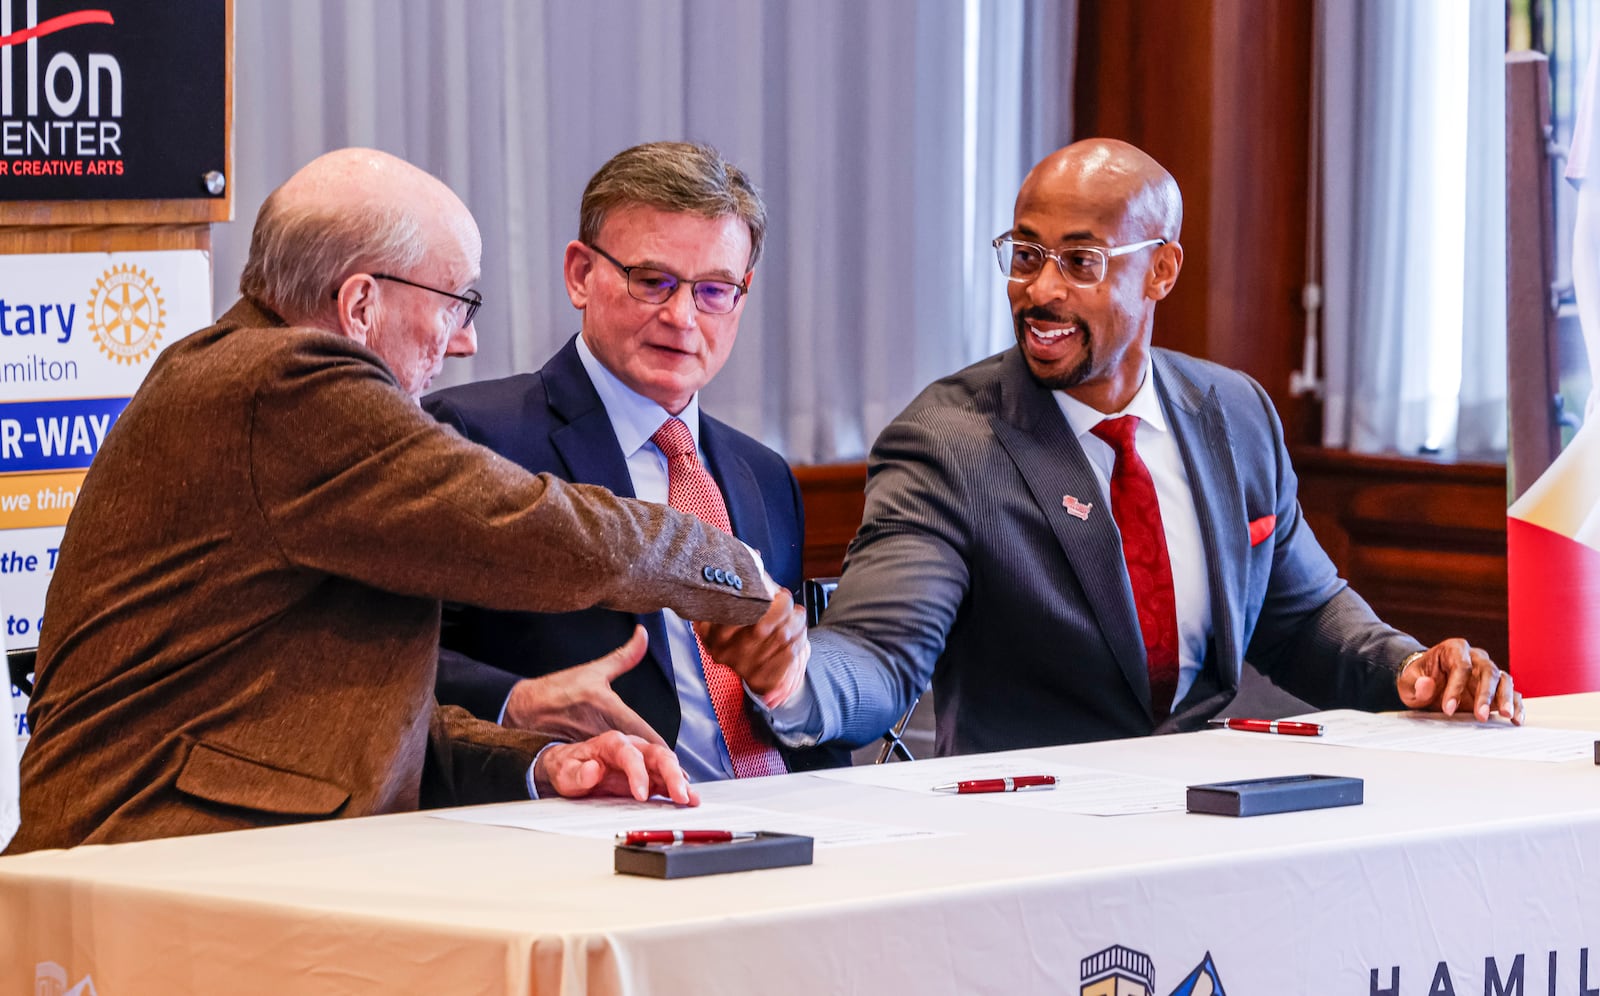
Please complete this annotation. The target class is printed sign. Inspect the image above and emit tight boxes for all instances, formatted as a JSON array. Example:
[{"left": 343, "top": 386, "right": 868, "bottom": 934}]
[
  {"left": 0, "top": 0, "right": 227, "bottom": 200},
  {"left": 0, "top": 250, "right": 209, "bottom": 760}
]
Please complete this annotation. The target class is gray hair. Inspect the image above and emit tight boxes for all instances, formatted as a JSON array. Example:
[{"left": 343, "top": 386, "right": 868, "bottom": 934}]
[
  {"left": 239, "top": 188, "right": 427, "bottom": 322},
  {"left": 579, "top": 141, "right": 767, "bottom": 269}
]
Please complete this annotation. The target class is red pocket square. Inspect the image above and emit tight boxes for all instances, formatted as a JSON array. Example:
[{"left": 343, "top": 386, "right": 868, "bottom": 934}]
[{"left": 1248, "top": 514, "right": 1276, "bottom": 547}]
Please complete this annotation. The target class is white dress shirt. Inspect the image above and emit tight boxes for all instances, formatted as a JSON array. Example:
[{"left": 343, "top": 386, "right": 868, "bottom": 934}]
[
  {"left": 574, "top": 336, "right": 738, "bottom": 780},
  {"left": 1052, "top": 365, "right": 1213, "bottom": 711}
]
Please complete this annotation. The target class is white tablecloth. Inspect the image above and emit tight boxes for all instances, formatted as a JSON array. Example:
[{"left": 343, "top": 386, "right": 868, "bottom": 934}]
[{"left": 3, "top": 694, "right": 1599, "bottom": 995}]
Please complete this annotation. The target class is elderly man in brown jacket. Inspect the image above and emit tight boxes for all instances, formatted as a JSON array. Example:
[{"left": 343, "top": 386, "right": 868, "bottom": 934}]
[{"left": 6, "top": 148, "right": 805, "bottom": 853}]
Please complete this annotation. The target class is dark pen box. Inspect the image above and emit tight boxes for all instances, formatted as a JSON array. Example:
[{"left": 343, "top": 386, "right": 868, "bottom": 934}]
[
  {"left": 614, "top": 831, "right": 814, "bottom": 879},
  {"left": 1186, "top": 774, "right": 1363, "bottom": 817}
]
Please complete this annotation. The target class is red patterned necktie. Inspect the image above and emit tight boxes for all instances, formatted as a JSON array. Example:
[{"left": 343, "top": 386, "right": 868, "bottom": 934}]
[
  {"left": 1090, "top": 415, "right": 1180, "bottom": 719},
  {"left": 651, "top": 416, "right": 787, "bottom": 778}
]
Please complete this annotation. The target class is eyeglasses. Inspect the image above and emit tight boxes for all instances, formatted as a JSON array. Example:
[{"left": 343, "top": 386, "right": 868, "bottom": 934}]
[
  {"left": 371, "top": 273, "right": 482, "bottom": 329},
  {"left": 586, "top": 243, "right": 749, "bottom": 315},
  {"left": 992, "top": 236, "right": 1166, "bottom": 288},
  {"left": 331, "top": 273, "right": 483, "bottom": 329}
]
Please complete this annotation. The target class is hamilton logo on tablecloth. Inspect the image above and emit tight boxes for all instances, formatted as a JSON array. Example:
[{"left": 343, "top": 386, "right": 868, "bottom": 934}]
[
  {"left": 34, "top": 961, "right": 99, "bottom": 996},
  {"left": 1080, "top": 943, "right": 1226, "bottom": 996}
]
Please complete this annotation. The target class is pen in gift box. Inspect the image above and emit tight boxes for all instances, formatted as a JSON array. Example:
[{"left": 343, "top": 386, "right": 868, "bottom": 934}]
[{"left": 617, "top": 830, "right": 758, "bottom": 846}]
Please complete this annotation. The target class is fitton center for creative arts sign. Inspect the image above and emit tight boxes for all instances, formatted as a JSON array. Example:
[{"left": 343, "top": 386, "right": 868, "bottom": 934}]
[{"left": 0, "top": 0, "right": 226, "bottom": 200}]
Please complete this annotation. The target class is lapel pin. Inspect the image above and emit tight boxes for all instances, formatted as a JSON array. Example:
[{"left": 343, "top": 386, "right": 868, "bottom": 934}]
[{"left": 1062, "top": 495, "right": 1093, "bottom": 521}]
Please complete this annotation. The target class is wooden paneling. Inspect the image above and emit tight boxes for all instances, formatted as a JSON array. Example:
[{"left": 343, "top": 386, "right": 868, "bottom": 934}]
[
  {"left": 1073, "top": 0, "right": 1215, "bottom": 367},
  {"left": 0, "top": 199, "right": 229, "bottom": 227},
  {"left": 1074, "top": 0, "right": 1316, "bottom": 443},
  {"left": 0, "top": 224, "right": 211, "bottom": 254},
  {"left": 1293, "top": 448, "right": 1509, "bottom": 666},
  {"left": 1506, "top": 52, "right": 1562, "bottom": 497},
  {"left": 794, "top": 462, "right": 866, "bottom": 581}
]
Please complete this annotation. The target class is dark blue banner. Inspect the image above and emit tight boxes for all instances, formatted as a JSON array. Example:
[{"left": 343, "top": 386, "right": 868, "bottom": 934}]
[{"left": 0, "top": 395, "right": 127, "bottom": 471}]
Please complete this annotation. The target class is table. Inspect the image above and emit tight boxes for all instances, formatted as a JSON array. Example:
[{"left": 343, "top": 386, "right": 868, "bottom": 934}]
[{"left": 3, "top": 694, "right": 1599, "bottom": 995}]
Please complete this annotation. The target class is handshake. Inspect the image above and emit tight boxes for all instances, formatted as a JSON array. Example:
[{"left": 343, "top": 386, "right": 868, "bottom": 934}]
[{"left": 518, "top": 574, "right": 811, "bottom": 804}]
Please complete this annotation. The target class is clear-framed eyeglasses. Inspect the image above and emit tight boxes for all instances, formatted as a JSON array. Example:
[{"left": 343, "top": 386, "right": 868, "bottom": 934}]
[
  {"left": 587, "top": 243, "right": 750, "bottom": 315},
  {"left": 991, "top": 235, "right": 1166, "bottom": 288}
]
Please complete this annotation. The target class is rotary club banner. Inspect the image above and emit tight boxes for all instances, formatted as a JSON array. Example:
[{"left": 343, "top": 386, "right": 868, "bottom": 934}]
[{"left": 0, "top": 249, "right": 211, "bottom": 767}]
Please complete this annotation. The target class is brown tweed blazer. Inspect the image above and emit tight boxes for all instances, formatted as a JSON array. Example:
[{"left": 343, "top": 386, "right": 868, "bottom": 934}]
[{"left": 7, "top": 298, "right": 767, "bottom": 853}]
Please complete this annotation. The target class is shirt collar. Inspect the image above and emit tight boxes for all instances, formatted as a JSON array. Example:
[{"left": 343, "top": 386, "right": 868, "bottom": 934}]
[
  {"left": 1052, "top": 361, "right": 1168, "bottom": 441},
  {"left": 575, "top": 333, "right": 701, "bottom": 457}
]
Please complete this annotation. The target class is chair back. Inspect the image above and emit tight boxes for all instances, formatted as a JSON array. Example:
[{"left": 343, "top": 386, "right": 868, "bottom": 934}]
[
  {"left": 8, "top": 647, "right": 35, "bottom": 696},
  {"left": 802, "top": 577, "right": 839, "bottom": 628}
]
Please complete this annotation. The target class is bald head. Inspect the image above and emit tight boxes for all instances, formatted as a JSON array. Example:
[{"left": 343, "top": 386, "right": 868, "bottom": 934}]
[
  {"left": 275, "top": 147, "right": 468, "bottom": 225},
  {"left": 1017, "top": 138, "right": 1182, "bottom": 244},
  {"left": 239, "top": 148, "right": 479, "bottom": 327},
  {"left": 1004, "top": 138, "right": 1185, "bottom": 412}
]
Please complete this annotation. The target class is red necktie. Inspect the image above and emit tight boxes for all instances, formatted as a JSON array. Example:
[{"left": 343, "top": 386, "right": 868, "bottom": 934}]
[
  {"left": 651, "top": 417, "right": 787, "bottom": 778},
  {"left": 1090, "top": 415, "right": 1180, "bottom": 718}
]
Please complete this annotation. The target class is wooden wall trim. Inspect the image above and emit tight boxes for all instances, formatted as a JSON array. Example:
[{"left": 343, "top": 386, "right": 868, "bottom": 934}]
[
  {"left": 1292, "top": 448, "right": 1508, "bottom": 666},
  {"left": 1505, "top": 52, "right": 1562, "bottom": 497},
  {"left": 0, "top": 224, "right": 212, "bottom": 254}
]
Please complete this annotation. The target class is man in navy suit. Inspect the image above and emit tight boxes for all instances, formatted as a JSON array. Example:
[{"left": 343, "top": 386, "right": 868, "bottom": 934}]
[
  {"left": 702, "top": 138, "right": 1522, "bottom": 756},
  {"left": 426, "top": 142, "right": 844, "bottom": 777}
]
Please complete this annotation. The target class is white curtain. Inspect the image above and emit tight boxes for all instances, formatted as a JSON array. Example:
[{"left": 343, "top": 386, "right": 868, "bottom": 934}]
[
  {"left": 1318, "top": 0, "right": 1507, "bottom": 457},
  {"left": 219, "top": 0, "right": 1071, "bottom": 463}
]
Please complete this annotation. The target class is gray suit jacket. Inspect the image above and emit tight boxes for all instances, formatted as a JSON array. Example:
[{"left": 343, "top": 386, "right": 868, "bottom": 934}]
[
  {"left": 807, "top": 346, "right": 1417, "bottom": 755},
  {"left": 8, "top": 299, "right": 767, "bottom": 853}
]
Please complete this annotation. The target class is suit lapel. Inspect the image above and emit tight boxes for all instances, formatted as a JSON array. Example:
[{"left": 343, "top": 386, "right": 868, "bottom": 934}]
[
  {"left": 544, "top": 339, "right": 637, "bottom": 499},
  {"left": 542, "top": 337, "right": 674, "bottom": 697},
  {"left": 700, "top": 416, "right": 774, "bottom": 559},
  {"left": 1154, "top": 351, "right": 1247, "bottom": 691},
  {"left": 987, "top": 350, "right": 1153, "bottom": 711}
]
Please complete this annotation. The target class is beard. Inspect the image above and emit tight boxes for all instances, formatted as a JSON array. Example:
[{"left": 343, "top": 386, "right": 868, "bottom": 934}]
[{"left": 1013, "top": 308, "right": 1095, "bottom": 391}]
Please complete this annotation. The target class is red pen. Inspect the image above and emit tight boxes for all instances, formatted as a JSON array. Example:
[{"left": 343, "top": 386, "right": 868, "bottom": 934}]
[
  {"left": 931, "top": 775, "right": 1057, "bottom": 794},
  {"left": 616, "top": 830, "right": 757, "bottom": 846},
  {"left": 1208, "top": 718, "right": 1324, "bottom": 737}
]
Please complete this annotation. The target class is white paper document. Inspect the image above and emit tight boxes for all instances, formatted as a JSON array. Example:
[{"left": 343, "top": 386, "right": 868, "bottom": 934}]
[
  {"left": 810, "top": 754, "right": 1186, "bottom": 816},
  {"left": 1235, "top": 709, "right": 1597, "bottom": 763},
  {"left": 433, "top": 797, "right": 951, "bottom": 848}
]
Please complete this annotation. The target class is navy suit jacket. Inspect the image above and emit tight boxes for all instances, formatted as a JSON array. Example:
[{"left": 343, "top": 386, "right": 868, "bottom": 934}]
[
  {"left": 805, "top": 346, "right": 1419, "bottom": 756},
  {"left": 423, "top": 336, "right": 848, "bottom": 772}
]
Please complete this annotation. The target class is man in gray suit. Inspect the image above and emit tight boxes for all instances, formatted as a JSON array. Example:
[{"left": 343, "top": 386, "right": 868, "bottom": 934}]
[{"left": 702, "top": 138, "right": 1521, "bottom": 756}]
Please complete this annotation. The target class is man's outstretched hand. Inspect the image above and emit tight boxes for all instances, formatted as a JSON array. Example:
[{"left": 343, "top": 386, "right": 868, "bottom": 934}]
[{"left": 503, "top": 626, "right": 668, "bottom": 746}]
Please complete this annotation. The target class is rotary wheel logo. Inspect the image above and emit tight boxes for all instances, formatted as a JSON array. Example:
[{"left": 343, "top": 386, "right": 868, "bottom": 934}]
[{"left": 87, "top": 263, "right": 166, "bottom": 365}]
